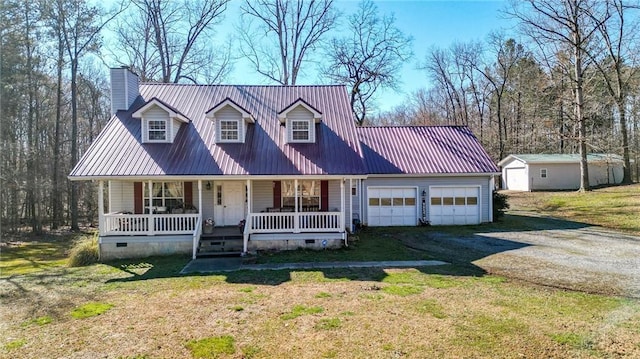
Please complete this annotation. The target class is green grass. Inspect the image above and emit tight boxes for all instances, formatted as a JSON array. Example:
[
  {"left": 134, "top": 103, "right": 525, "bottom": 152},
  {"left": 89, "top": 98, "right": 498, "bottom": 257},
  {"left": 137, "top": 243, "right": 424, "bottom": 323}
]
[
  {"left": 22, "top": 315, "right": 53, "bottom": 327},
  {"left": 414, "top": 299, "right": 447, "bottom": 318},
  {"left": 550, "top": 332, "right": 595, "bottom": 350},
  {"left": 315, "top": 317, "right": 342, "bottom": 330},
  {"left": 382, "top": 284, "right": 423, "bottom": 296},
  {"left": 70, "top": 302, "right": 114, "bottom": 319},
  {"left": 506, "top": 185, "right": 640, "bottom": 235},
  {"left": 280, "top": 305, "right": 324, "bottom": 320},
  {"left": 1, "top": 240, "right": 71, "bottom": 276},
  {"left": 4, "top": 339, "right": 27, "bottom": 350},
  {"left": 185, "top": 335, "right": 235, "bottom": 358},
  {"left": 315, "top": 292, "right": 332, "bottom": 298},
  {"left": 254, "top": 227, "right": 431, "bottom": 264}
]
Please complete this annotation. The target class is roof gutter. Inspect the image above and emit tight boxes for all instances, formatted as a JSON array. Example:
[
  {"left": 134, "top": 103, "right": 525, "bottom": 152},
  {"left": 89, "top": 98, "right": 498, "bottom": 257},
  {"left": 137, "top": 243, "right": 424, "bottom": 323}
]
[{"left": 67, "top": 174, "right": 368, "bottom": 182}]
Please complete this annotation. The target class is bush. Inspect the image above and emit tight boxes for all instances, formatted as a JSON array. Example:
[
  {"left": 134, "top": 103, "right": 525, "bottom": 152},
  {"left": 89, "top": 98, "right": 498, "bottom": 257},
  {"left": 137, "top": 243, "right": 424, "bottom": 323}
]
[
  {"left": 493, "top": 191, "right": 510, "bottom": 220},
  {"left": 68, "top": 234, "right": 99, "bottom": 267}
]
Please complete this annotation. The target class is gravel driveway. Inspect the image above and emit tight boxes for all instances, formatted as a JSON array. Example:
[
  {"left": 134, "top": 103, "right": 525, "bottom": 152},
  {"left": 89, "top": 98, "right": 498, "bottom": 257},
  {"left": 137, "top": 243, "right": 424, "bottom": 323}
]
[{"left": 401, "top": 214, "right": 640, "bottom": 298}]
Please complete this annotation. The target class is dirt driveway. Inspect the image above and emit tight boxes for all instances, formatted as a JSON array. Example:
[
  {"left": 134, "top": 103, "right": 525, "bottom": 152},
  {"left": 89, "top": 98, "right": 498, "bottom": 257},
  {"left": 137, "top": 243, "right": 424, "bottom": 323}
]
[{"left": 401, "top": 214, "right": 640, "bottom": 298}]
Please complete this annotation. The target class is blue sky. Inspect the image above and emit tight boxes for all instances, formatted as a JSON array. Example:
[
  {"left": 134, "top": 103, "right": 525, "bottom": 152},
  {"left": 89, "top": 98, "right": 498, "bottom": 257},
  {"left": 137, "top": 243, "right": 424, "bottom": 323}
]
[
  {"left": 103, "top": 0, "right": 511, "bottom": 114},
  {"left": 224, "top": 0, "right": 512, "bottom": 113}
]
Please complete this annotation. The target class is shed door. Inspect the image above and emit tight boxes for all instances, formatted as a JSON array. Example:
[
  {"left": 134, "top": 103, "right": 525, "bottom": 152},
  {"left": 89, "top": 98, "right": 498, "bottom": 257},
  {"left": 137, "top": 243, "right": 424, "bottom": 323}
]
[
  {"left": 367, "top": 187, "right": 417, "bottom": 226},
  {"left": 429, "top": 187, "right": 480, "bottom": 225},
  {"left": 505, "top": 167, "right": 527, "bottom": 191}
]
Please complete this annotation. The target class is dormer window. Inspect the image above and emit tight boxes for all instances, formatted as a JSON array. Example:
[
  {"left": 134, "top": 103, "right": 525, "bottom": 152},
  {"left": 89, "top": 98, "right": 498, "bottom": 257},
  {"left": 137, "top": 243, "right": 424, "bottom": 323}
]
[
  {"left": 132, "top": 97, "right": 189, "bottom": 144},
  {"left": 278, "top": 98, "right": 322, "bottom": 144},
  {"left": 291, "top": 120, "right": 311, "bottom": 141},
  {"left": 148, "top": 120, "right": 167, "bottom": 141},
  {"left": 220, "top": 120, "right": 240, "bottom": 141},
  {"left": 206, "top": 98, "right": 254, "bottom": 144}
]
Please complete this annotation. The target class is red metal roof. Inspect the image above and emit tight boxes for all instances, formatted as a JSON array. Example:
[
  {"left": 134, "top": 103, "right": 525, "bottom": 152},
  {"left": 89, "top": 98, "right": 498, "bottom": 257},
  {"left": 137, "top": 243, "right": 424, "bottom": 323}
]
[
  {"left": 357, "top": 126, "right": 499, "bottom": 174},
  {"left": 70, "top": 84, "right": 366, "bottom": 177}
]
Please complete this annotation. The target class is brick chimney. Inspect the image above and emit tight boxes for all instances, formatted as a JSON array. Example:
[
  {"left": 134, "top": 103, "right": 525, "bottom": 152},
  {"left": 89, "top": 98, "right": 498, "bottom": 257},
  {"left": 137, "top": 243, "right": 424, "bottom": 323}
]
[{"left": 110, "top": 66, "right": 140, "bottom": 114}]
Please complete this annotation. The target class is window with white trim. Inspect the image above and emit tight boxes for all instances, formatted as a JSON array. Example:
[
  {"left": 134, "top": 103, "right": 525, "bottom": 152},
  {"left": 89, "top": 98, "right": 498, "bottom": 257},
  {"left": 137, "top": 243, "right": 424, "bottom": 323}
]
[
  {"left": 282, "top": 180, "right": 320, "bottom": 208},
  {"left": 143, "top": 181, "right": 184, "bottom": 212},
  {"left": 540, "top": 168, "right": 547, "bottom": 178},
  {"left": 148, "top": 120, "right": 167, "bottom": 141},
  {"left": 220, "top": 120, "right": 239, "bottom": 141},
  {"left": 291, "top": 120, "right": 310, "bottom": 141}
]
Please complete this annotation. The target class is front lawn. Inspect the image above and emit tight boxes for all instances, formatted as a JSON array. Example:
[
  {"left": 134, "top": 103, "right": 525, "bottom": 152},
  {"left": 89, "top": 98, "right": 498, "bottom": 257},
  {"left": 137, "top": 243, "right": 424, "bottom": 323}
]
[
  {"left": 2, "top": 240, "right": 640, "bottom": 358},
  {"left": 505, "top": 183, "right": 640, "bottom": 234}
]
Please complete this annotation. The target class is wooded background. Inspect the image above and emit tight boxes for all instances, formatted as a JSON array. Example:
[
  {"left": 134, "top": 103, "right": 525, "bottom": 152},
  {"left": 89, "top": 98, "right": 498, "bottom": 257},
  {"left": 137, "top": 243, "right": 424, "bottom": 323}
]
[{"left": 1, "top": 0, "right": 638, "bottom": 234}]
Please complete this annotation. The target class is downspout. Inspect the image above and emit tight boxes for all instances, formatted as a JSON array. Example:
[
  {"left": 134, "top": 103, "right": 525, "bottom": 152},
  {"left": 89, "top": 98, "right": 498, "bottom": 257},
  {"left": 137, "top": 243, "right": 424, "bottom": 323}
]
[{"left": 489, "top": 176, "right": 495, "bottom": 223}]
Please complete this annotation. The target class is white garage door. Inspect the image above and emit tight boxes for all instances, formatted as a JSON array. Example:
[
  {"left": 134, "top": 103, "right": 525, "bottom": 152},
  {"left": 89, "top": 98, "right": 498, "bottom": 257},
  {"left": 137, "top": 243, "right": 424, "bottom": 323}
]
[
  {"left": 367, "top": 187, "right": 417, "bottom": 226},
  {"left": 505, "top": 167, "right": 527, "bottom": 191},
  {"left": 429, "top": 187, "right": 480, "bottom": 225}
]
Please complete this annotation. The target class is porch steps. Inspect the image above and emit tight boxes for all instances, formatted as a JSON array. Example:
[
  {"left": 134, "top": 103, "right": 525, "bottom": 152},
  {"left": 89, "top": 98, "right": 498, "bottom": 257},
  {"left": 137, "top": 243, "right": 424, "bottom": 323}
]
[{"left": 197, "top": 226, "right": 244, "bottom": 257}]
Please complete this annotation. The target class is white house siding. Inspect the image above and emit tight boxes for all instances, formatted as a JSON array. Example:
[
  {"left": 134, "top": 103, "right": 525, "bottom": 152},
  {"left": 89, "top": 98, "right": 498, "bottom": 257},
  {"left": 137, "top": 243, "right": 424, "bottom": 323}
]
[
  {"left": 362, "top": 176, "right": 492, "bottom": 225},
  {"left": 108, "top": 180, "right": 134, "bottom": 213},
  {"left": 125, "top": 69, "right": 139, "bottom": 107},
  {"left": 110, "top": 68, "right": 127, "bottom": 114},
  {"left": 201, "top": 181, "right": 216, "bottom": 221},
  {"left": 171, "top": 118, "right": 182, "bottom": 142},
  {"left": 589, "top": 162, "right": 624, "bottom": 186},
  {"left": 351, "top": 179, "right": 361, "bottom": 224},
  {"left": 251, "top": 180, "right": 273, "bottom": 213},
  {"left": 214, "top": 106, "right": 246, "bottom": 143}
]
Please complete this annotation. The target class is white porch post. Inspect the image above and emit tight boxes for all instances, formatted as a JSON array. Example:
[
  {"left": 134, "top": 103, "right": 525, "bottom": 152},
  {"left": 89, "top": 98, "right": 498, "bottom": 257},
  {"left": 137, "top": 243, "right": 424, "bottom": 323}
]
[
  {"left": 294, "top": 179, "right": 299, "bottom": 233},
  {"left": 244, "top": 179, "right": 251, "bottom": 253},
  {"left": 246, "top": 179, "right": 252, "bottom": 214},
  {"left": 98, "top": 180, "right": 104, "bottom": 236},
  {"left": 148, "top": 180, "right": 154, "bottom": 235},
  {"left": 340, "top": 178, "right": 345, "bottom": 232},
  {"left": 198, "top": 180, "right": 203, "bottom": 219},
  {"left": 195, "top": 180, "right": 202, "bottom": 259},
  {"left": 349, "top": 178, "right": 353, "bottom": 233},
  {"left": 358, "top": 179, "right": 363, "bottom": 224}
]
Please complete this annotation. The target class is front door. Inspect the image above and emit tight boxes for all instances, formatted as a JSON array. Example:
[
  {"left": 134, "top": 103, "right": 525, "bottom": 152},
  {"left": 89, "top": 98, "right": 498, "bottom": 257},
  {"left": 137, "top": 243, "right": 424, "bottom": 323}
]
[{"left": 217, "top": 182, "right": 245, "bottom": 226}]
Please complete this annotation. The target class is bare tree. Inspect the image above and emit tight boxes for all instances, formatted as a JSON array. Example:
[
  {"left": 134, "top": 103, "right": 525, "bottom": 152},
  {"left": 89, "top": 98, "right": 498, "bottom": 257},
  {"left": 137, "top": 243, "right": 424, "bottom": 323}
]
[
  {"left": 55, "top": 0, "right": 121, "bottom": 230},
  {"left": 240, "top": 0, "right": 338, "bottom": 85},
  {"left": 112, "top": 0, "right": 232, "bottom": 84},
  {"left": 472, "top": 34, "right": 527, "bottom": 160},
  {"left": 321, "top": 0, "right": 412, "bottom": 125},
  {"left": 586, "top": 0, "right": 640, "bottom": 183},
  {"left": 507, "top": 0, "right": 610, "bottom": 191}
]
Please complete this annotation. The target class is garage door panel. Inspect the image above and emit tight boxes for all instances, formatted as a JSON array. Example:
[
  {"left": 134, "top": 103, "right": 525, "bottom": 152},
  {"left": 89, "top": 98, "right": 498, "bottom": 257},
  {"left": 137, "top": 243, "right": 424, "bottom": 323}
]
[
  {"left": 430, "top": 186, "right": 480, "bottom": 225},
  {"left": 367, "top": 187, "right": 417, "bottom": 227}
]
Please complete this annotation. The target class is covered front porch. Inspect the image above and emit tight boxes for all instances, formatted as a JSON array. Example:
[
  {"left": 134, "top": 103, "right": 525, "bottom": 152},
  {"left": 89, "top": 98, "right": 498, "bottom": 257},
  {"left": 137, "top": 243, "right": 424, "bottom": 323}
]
[{"left": 96, "top": 177, "right": 362, "bottom": 259}]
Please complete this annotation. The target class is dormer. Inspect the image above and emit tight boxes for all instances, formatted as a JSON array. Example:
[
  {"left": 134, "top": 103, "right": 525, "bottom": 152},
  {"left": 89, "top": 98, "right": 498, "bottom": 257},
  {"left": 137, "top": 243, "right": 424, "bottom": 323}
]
[
  {"left": 278, "top": 98, "right": 322, "bottom": 143},
  {"left": 132, "top": 98, "right": 189, "bottom": 143},
  {"left": 205, "top": 98, "right": 254, "bottom": 143}
]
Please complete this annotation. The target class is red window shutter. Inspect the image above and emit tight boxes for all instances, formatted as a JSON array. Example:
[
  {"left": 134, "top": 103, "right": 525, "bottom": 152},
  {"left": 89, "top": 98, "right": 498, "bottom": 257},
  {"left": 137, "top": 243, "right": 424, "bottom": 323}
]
[
  {"left": 184, "top": 182, "right": 193, "bottom": 205},
  {"left": 320, "top": 180, "right": 329, "bottom": 211},
  {"left": 273, "top": 181, "right": 281, "bottom": 208},
  {"left": 134, "top": 182, "right": 143, "bottom": 214}
]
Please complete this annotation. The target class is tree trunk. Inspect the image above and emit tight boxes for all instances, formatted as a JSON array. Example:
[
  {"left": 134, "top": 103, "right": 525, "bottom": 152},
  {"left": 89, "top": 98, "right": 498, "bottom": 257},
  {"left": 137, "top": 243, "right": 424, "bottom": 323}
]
[
  {"left": 617, "top": 99, "right": 632, "bottom": 184},
  {"left": 70, "top": 58, "right": 79, "bottom": 230}
]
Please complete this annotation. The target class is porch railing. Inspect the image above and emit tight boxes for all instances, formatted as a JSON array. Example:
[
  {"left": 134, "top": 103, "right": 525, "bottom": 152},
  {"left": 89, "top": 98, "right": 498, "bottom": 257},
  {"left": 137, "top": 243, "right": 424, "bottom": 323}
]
[
  {"left": 102, "top": 213, "right": 199, "bottom": 236},
  {"left": 248, "top": 212, "right": 342, "bottom": 234}
]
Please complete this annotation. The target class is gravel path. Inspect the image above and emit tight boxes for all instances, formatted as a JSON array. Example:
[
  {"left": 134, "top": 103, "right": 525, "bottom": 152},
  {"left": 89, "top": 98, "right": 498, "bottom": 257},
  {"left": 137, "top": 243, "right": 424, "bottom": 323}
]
[{"left": 402, "top": 215, "right": 640, "bottom": 298}]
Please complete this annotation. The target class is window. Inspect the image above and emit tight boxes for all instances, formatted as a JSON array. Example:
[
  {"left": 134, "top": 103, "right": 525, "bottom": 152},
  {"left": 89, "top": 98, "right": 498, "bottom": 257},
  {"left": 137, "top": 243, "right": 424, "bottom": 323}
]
[
  {"left": 143, "top": 182, "right": 184, "bottom": 211},
  {"left": 216, "top": 185, "right": 223, "bottom": 205},
  {"left": 282, "top": 180, "right": 320, "bottom": 208},
  {"left": 148, "top": 120, "right": 167, "bottom": 141},
  {"left": 540, "top": 168, "right": 548, "bottom": 178},
  {"left": 291, "top": 120, "right": 310, "bottom": 141},
  {"left": 220, "top": 120, "right": 239, "bottom": 141}
]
